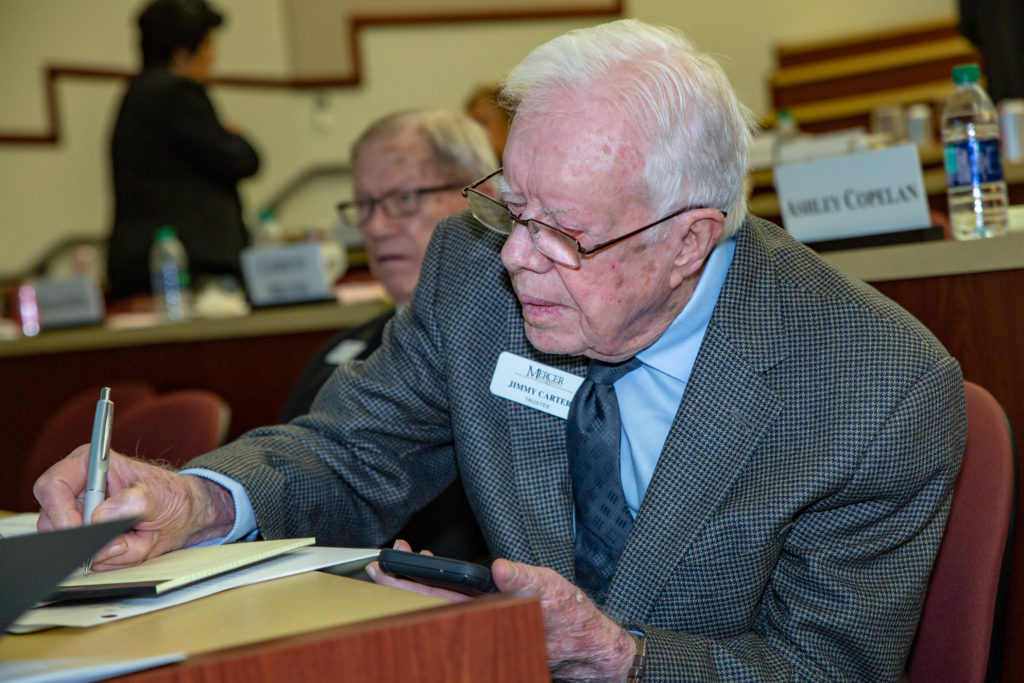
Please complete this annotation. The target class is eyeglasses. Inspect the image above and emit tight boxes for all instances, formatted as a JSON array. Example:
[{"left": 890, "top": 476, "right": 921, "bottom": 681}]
[
  {"left": 337, "top": 183, "right": 462, "bottom": 227},
  {"left": 462, "top": 169, "right": 725, "bottom": 269}
]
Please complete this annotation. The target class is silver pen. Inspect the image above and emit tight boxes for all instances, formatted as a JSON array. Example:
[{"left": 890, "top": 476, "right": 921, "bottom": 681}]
[{"left": 82, "top": 386, "right": 114, "bottom": 574}]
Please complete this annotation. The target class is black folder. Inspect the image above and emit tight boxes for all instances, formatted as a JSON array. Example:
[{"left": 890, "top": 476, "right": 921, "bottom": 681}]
[{"left": 0, "top": 517, "right": 136, "bottom": 634}]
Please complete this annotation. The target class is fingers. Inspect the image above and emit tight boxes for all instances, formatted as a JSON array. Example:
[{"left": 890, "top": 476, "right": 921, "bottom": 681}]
[
  {"left": 92, "top": 478, "right": 157, "bottom": 526},
  {"left": 36, "top": 511, "right": 56, "bottom": 533},
  {"left": 504, "top": 561, "right": 593, "bottom": 623},
  {"left": 85, "top": 534, "right": 133, "bottom": 571},
  {"left": 493, "top": 559, "right": 589, "bottom": 609},
  {"left": 33, "top": 444, "right": 92, "bottom": 529},
  {"left": 34, "top": 448, "right": 206, "bottom": 571},
  {"left": 35, "top": 447, "right": 154, "bottom": 530},
  {"left": 364, "top": 560, "right": 471, "bottom": 602},
  {"left": 492, "top": 558, "right": 549, "bottom": 596},
  {"left": 89, "top": 525, "right": 175, "bottom": 571},
  {"left": 389, "top": 539, "right": 435, "bottom": 556}
]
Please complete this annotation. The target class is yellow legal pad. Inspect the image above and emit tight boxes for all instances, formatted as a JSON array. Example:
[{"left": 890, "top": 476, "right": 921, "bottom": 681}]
[{"left": 52, "top": 537, "right": 315, "bottom": 600}]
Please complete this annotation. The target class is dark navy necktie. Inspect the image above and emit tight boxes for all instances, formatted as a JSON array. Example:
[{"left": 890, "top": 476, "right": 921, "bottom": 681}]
[{"left": 567, "top": 356, "right": 641, "bottom": 601}]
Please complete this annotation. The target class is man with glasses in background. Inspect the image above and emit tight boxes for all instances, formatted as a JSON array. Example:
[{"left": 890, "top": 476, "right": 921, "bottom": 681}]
[
  {"left": 278, "top": 109, "right": 493, "bottom": 562},
  {"left": 280, "top": 109, "right": 495, "bottom": 420},
  {"left": 37, "top": 19, "right": 965, "bottom": 681}
]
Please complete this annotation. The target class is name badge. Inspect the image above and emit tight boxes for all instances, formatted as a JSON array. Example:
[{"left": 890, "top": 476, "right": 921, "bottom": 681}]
[
  {"left": 324, "top": 339, "right": 367, "bottom": 365},
  {"left": 490, "top": 351, "right": 584, "bottom": 419}
]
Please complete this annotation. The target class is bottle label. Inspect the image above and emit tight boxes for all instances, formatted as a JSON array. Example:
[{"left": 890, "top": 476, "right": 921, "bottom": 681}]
[
  {"left": 151, "top": 266, "right": 190, "bottom": 292},
  {"left": 944, "top": 138, "right": 1004, "bottom": 187}
]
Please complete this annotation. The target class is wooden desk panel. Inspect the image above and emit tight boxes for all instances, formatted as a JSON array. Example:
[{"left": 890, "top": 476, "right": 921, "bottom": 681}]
[
  {"left": 122, "top": 592, "right": 548, "bottom": 683},
  {"left": 1, "top": 572, "right": 549, "bottom": 682},
  {"left": 870, "top": 269, "right": 1024, "bottom": 682}
]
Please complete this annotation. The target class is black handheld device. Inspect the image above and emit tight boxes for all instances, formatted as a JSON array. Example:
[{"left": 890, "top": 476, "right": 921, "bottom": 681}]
[{"left": 377, "top": 549, "right": 497, "bottom": 597}]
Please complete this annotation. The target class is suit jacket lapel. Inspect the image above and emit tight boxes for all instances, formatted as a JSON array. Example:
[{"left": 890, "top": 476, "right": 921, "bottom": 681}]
[
  {"left": 604, "top": 222, "right": 789, "bottom": 623},
  {"left": 502, "top": 300, "right": 586, "bottom": 579}
]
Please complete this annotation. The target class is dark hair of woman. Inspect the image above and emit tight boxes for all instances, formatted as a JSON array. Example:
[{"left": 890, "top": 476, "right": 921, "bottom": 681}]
[{"left": 137, "top": 0, "right": 223, "bottom": 67}]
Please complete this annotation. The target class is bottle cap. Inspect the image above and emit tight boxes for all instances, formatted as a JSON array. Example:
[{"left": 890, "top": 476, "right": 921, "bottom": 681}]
[
  {"left": 952, "top": 64, "right": 981, "bottom": 85},
  {"left": 154, "top": 225, "right": 177, "bottom": 241}
]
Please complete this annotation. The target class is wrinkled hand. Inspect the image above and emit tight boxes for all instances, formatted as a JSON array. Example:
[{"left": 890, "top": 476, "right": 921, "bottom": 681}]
[
  {"left": 34, "top": 444, "right": 236, "bottom": 571},
  {"left": 367, "top": 541, "right": 633, "bottom": 680},
  {"left": 493, "top": 559, "right": 635, "bottom": 681}
]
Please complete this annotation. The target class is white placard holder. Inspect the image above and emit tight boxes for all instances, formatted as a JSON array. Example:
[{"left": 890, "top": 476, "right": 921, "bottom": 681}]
[
  {"left": 240, "top": 243, "right": 335, "bottom": 306},
  {"left": 33, "top": 276, "right": 105, "bottom": 329},
  {"left": 774, "top": 144, "right": 931, "bottom": 244}
]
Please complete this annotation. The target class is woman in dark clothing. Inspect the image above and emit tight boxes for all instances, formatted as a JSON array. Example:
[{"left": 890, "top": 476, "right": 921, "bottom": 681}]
[{"left": 107, "top": 0, "right": 259, "bottom": 300}]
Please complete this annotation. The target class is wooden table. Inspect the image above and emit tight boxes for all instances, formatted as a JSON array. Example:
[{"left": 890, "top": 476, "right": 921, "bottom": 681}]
[{"left": 0, "top": 572, "right": 550, "bottom": 682}]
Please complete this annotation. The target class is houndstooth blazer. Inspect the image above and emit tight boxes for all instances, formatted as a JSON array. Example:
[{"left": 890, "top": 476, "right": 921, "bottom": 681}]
[{"left": 190, "top": 210, "right": 966, "bottom": 682}]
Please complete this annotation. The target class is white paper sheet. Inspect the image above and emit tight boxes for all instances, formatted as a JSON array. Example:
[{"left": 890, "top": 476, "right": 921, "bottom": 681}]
[
  {"left": 0, "top": 653, "right": 186, "bottom": 683},
  {"left": 10, "top": 546, "right": 379, "bottom": 632},
  {"left": 0, "top": 513, "right": 41, "bottom": 538}
]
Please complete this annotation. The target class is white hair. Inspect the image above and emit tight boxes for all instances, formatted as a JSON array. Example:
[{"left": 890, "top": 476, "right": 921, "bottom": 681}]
[
  {"left": 501, "top": 19, "right": 755, "bottom": 239},
  {"left": 352, "top": 109, "right": 497, "bottom": 185}
]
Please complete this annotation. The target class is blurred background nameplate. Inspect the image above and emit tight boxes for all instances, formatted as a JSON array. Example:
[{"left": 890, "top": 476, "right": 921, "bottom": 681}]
[
  {"left": 241, "top": 243, "right": 333, "bottom": 307},
  {"left": 775, "top": 145, "right": 930, "bottom": 243},
  {"left": 33, "top": 276, "right": 105, "bottom": 330}
]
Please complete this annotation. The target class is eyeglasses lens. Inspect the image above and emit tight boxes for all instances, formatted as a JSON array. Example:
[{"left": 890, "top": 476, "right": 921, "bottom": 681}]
[
  {"left": 337, "top": 203, "right": 363, "bottom": 227},
  {"left": 383, "top": 193, "right": 419, "bottom": 219},
  {"left": 530, "top": 224, "right": 579, "bottom": 267},
  {"left": 467, "top": 192, "right": 514, "bottom": 234}
]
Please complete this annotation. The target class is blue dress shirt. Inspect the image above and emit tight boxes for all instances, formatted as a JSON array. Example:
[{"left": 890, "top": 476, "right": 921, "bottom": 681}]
[{"left": 618, "top": 236, "right": 736, "bottom": 517}]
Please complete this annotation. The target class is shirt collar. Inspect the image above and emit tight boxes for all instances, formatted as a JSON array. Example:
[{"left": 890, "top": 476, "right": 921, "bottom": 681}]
[{"left": 636, "top": 235, "right": 736, "bottom": 381}]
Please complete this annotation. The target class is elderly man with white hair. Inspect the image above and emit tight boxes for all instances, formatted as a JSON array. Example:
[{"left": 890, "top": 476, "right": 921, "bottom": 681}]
[{"left": 37, "top": 19, "right": 965, "bottom": 682}]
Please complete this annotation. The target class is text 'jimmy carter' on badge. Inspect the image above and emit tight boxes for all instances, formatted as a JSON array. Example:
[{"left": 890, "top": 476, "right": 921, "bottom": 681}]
[{"left": 490, "top": 351, "right": 584, "bottom": 420}]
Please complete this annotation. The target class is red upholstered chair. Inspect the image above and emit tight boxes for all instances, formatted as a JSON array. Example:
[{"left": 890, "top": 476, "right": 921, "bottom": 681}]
[
  {"left": 17, "top": 382, "right": 156, "bottom": 512},
  {"left": 113, "top": 389, "right": 231, "bottom": 468},
  {"left": 17, "top": 386, "right": 230, "bottom": 513},
  {"left": 906, "top": 381, "right": 1016, "bottom": 683}
]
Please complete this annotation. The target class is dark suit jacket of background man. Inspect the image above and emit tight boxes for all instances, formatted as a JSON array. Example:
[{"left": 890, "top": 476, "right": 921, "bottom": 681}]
[
  {"left": 107, "top": 67, "right": 259, "bottom": 300},
  {"left": 278, "top": 309, "right": 488, "bottom": 561},
  {"left": 188, "top": 211, "right": 966, "bottom": 681}
]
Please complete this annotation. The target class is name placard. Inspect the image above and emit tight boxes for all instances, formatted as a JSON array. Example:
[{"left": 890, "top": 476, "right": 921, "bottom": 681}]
[
  {"left": 33, "top": 276, "right": 105, "bottom": 329},
  {"left": 774, "top": 144, "right": 930, "bottom": 243},
  {"left": 240, "top": 243, "right": 334, "bottom": 307}
]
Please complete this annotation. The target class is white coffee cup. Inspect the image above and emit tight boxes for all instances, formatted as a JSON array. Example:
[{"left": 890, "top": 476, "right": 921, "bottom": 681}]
[
  {"left": 1000, "top": 99, "right": 1024, "bottom": 163},
  {"left": 905, "top": 103, "right": 933, "bottom": 147}
]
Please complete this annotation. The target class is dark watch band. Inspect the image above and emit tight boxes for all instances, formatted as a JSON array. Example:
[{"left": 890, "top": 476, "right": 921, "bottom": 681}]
[{"left": 626, "top": 631, "right": 647, "bottom": 682}]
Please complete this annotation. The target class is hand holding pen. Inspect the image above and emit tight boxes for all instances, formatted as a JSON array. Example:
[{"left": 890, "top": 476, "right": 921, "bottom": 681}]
[
  {"left": 34, "top": 386, "right": 236, "bottom": 570},
  {"left": 82, "top": 387, "right": 113, "bottom": 573}
]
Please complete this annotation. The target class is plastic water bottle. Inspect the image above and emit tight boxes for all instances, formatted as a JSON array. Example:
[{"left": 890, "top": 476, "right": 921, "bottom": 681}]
[
  {"left": 940, "top": 64, "right": 1008, "bottom": 240},
  {"left": 773, "top": 109, "right": 800, "bottom": 167},
  {"left": 149, "top": 225, "right": 191, "bottom": 322},
  {"left": 254, "top": 207, "right": 284, "bottom": 245}
]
